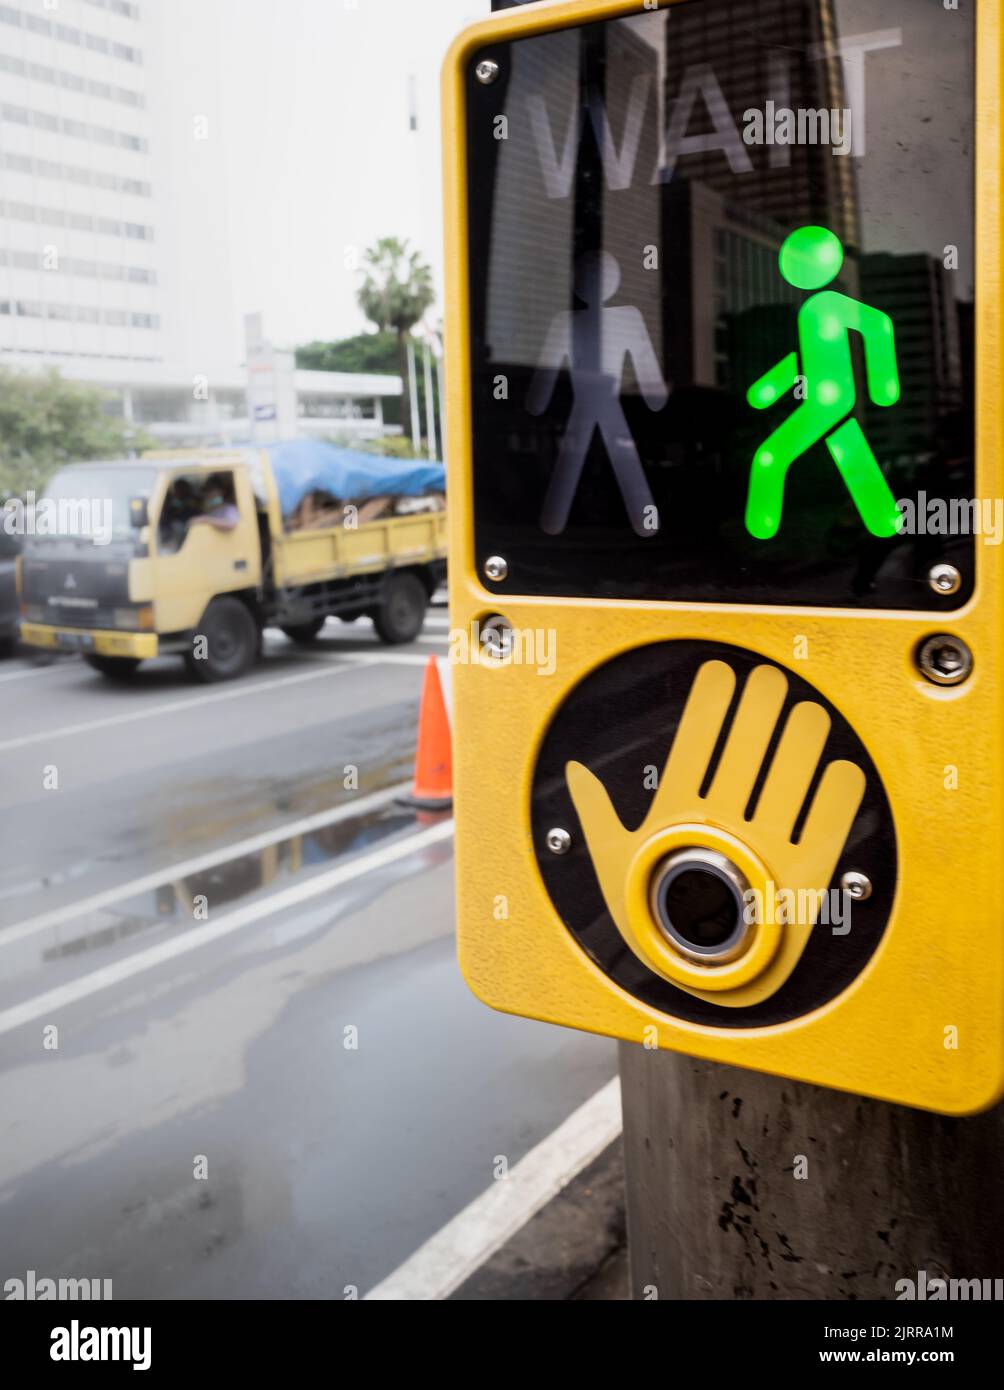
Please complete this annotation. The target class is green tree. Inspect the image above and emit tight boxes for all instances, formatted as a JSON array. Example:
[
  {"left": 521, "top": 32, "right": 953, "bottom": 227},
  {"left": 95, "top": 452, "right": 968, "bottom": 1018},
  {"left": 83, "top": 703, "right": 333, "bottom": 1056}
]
[
  {"left": 0, "top": 368, "right": 141, "bottom": 497},
  {"left": 356, "top": 237, "right": 435, "bottom": 442},
  {"left": 295, "top": 331, "right": 401, "bottom": 422},
  {"left": 296, "top": 330, "right": 398, "bottom": 376}
]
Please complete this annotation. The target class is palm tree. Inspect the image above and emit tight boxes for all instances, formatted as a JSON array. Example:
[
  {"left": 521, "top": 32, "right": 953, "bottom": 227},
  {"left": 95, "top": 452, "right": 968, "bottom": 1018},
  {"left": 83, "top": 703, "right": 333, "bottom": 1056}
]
[{"left": 357, "top": 237, "right": 436, "bottom": 445}]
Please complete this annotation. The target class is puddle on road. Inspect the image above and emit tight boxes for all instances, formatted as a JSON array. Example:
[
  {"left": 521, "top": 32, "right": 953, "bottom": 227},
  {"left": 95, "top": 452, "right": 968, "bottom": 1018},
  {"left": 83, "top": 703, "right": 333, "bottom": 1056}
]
[
  {"left": 149, "top": 745, "right": 416, "bottom": 868},
  {"left": 2, "top": 733, "right": 416, "bottom": 912},
  {"left": 42, "top": 797, "right": 444, "bottom": 962}
]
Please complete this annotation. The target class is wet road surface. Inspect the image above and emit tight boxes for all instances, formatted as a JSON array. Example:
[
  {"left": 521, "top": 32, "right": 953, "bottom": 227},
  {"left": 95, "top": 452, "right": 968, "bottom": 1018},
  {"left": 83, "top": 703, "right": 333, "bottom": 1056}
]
[{"left": 0, "top": 611, "right": 617, "bottom": 1296}]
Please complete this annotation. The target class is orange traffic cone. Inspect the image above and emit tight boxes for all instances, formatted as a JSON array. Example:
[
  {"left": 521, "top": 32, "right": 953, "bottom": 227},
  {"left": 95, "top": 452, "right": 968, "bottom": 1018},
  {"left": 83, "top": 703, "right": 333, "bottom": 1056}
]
[{"left": 401, "top": 654, "right": 453, "bottom": 812}]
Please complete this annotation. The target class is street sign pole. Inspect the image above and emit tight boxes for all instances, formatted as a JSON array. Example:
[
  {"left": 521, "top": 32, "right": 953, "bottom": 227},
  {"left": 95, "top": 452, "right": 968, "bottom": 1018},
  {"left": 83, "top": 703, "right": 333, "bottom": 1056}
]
[
  {"left": 422, "top": 339, "right": 439, "bottom": 460},
  {"left": 619, "top": 1043, "right": 1004, "bottom": 1300},
  {"left": 406, "top": 337, "right": 422, "bottom": 453}
]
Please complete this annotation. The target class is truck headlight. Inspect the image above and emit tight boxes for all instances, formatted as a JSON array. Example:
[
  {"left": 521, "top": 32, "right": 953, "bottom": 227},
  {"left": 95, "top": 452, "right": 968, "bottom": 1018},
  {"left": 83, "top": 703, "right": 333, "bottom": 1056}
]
[
  {"left": 114, "top": 606, "right": 154, "bottom": 631},
  {"left": 20, "top": 603, "right": 44, "bottom": 623}
]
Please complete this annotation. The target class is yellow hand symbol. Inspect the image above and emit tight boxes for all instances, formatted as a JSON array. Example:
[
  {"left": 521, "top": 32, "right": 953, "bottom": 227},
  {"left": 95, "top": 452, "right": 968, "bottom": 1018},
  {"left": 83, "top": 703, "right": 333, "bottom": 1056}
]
[{"left": 566, "top": 660, "right": 866, "bottom": 1007}]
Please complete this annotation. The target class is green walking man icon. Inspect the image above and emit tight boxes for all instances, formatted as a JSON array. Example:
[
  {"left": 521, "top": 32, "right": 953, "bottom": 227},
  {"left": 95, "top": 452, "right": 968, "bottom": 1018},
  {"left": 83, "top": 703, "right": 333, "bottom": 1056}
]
[{"left": 746, "top": 225, "right": 902, "bottom": 540}]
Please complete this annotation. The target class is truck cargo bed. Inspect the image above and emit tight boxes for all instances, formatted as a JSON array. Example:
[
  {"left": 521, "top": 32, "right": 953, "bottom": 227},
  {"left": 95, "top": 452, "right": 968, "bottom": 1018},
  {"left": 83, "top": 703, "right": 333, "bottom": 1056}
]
[{"left": 272, "top": 510, "right": 447, "bottom": 587}]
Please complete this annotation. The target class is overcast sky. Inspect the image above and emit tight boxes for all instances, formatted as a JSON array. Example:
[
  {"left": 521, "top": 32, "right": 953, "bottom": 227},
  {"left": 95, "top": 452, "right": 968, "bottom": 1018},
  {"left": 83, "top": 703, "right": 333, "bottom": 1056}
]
[{"left": 152, "top": 0, "right": 490, "bottom": 365}]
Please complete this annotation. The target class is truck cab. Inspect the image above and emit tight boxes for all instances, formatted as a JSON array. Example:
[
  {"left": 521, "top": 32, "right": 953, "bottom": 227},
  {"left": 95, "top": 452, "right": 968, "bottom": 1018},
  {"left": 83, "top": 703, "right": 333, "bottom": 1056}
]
[
  {"left": 18, "top": 457, "right": 263, "bottom": 680},
  {"left": 18, "top": 447, "right": 446, "bottom": 681}
]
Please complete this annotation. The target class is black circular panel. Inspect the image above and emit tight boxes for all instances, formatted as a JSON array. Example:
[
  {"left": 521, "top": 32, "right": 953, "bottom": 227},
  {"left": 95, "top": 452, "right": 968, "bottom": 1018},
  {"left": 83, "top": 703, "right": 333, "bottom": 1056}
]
[{"left": 531, "top": 640, "right": 897, "bottom": 1028}]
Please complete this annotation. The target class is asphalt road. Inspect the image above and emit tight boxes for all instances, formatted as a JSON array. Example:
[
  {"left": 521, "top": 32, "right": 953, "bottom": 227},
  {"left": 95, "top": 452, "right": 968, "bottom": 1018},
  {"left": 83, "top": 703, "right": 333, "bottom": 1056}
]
[{"left": 0, "top": 609, "right": 616, "bottom": 1297}]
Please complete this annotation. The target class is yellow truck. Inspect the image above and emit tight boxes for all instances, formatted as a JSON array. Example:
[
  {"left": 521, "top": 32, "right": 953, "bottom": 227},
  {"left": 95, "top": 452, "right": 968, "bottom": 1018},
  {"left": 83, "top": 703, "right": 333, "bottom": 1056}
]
[{"left": 17, "top": 444, "right": 447, "bottom": 682}]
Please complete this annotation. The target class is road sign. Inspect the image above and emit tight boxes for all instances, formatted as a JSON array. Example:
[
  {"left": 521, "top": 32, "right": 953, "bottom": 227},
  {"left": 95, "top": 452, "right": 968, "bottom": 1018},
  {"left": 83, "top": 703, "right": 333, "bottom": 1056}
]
[
  {"left": 244, "top": 313, "right": 296, "bottom": 444},
  {"left": 443, "top": 0, "right": 1002, "bottom": 1113}
]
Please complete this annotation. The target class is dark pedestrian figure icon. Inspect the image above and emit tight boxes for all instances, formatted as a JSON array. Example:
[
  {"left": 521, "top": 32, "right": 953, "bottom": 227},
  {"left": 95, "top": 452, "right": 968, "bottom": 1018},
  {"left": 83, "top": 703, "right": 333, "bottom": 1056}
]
[{"left": 527, "top": 251, "right": 669, "bottom": 536}]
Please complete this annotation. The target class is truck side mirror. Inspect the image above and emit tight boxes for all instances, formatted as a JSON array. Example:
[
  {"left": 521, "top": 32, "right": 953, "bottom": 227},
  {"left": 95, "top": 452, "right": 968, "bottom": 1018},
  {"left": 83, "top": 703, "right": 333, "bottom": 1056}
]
[{"left": 129, "top": 496, "right": 149, "bottom": 529}]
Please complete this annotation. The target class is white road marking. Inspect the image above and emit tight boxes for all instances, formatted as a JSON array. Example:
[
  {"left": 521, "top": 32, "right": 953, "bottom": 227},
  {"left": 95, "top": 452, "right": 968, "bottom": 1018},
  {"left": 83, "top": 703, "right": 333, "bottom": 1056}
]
[
  {"left": 338, "top": 652, "right": 432, "bottom": 667},
  {"left": 1, "top": 623, "right": 448, "bottom": 683},
  {"left": 0, "top": 658, "right": 377, "bottom": 754},
  {"left": 260, "top": 643, "right": 444, "bottom": 666},
  {"left": 0, "top": 662, "right": 67, "bottom": 685},
  {"left": 0, "top": 779, "right": 413, "bottom": 948},
  {"left": 365, "top": 1077, "right": 623, "bottom": 1300},
  {"left": 0, "top": 818, "right": 454, "bottom": 1039}
]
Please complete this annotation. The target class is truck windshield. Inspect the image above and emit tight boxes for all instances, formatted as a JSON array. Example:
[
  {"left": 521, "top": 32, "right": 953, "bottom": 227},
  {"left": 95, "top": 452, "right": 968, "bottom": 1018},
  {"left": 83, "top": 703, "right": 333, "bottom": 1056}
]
[{"left": 38, "top": 466, "right": 158, "bottom": 543}]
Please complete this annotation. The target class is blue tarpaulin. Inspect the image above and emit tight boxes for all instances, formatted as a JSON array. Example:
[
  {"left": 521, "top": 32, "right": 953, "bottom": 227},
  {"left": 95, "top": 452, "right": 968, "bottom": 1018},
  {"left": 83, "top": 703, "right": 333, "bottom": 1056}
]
[{"left": 264, "top": 439, "right": 445, "bottom": 516}]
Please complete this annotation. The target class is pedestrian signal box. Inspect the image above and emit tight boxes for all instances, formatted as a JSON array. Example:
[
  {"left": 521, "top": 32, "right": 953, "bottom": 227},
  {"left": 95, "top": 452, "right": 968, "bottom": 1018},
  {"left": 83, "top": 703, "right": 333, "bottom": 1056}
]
[{"left": 442, "top": 0, "right": 1003, "bottom": 1113}]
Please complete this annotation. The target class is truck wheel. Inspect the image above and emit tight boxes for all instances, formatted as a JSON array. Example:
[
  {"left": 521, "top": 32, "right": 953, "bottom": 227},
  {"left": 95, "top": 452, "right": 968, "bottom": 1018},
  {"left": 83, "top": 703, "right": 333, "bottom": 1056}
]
[
  {"left": 280, "top": 617, "right": 326, "bottom": 645},
  {"left": 373, "top": 572, "right": 427, "bottom": 644},
  {"left": 185, "top": 597, "right": 259, "bottom": 682},
  {"left": 85, "top": 655, "right": 142, "bottom": 679}
]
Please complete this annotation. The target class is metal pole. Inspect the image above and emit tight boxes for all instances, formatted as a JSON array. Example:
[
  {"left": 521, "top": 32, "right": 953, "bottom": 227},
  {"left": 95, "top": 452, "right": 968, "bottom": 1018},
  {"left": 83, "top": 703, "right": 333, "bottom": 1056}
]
[
  {"left": 435, "top": 352, "right": 446, "bottom": 459},
  {"left": 422, "top": 340, "right": 438, "bottom": 461},
  {"left": 406, "top": 337, "right": 422, "bottom": 454},
  {"left": 618, "top": 1042, "right": 1004, "bottom": 1299}
]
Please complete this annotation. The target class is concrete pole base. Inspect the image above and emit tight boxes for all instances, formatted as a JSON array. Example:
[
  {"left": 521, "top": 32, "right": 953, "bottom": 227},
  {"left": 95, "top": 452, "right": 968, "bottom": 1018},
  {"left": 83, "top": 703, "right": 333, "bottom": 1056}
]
[{"left": 618, "top": 1041, "right": 1004, "bottom": 1300}]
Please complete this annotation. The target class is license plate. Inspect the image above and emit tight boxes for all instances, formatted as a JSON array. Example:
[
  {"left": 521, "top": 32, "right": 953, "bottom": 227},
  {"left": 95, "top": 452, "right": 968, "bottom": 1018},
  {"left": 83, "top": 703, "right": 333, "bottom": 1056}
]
[{"left": 55, "top": 631, "right": 95, "bottom": 651}]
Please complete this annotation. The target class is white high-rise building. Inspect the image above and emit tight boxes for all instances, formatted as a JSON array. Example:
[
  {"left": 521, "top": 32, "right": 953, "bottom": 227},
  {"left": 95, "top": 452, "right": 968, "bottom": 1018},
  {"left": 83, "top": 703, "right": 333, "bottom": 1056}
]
[
  {"left": 0, "top": 0, "right": 166, "bottom": 365},
  {"left": 0, "top": 1, "right": 406, "bottom": 446}
]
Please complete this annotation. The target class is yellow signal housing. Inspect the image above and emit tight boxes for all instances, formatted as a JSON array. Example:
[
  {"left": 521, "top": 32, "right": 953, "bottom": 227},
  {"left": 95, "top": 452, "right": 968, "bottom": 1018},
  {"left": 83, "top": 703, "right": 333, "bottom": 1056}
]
[{"left": 443, "top": 0, "right": 1004, "bottom": 1114}]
